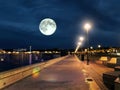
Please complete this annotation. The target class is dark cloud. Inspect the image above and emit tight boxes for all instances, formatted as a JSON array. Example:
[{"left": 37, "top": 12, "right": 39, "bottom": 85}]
[{"left": 0, "top": 0, "right": 120, "bottom": 49}]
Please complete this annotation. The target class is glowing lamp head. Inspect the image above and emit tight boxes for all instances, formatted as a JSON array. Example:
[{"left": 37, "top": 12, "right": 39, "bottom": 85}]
[
  {"left": 78, "top": 42, "right": 82, "bottom": 46},
  {"left": 84, "top": 23, "right": 92, "bottom": 31},
  {"left": 79, "top": 36, "right": 84, "bottom": 41},
  {"left": 90, "top": 46, "right": 93, "bottom": 49},
  {"left": 98, "top": 45, "right": 101, "bottom": 48}
]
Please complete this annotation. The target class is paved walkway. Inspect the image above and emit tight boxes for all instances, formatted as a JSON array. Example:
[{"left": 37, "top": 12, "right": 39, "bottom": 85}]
[{"left": 3, "top": 55, "right": 113, "bottom": 90}]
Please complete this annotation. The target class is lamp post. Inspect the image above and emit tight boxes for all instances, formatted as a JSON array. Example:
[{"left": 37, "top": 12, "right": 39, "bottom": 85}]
[
  {"left": 74, "top": 36, "right": 84, "bottom": 53},
  {"left": 84, "top": 23, "right": 92, "bottom": 65},
  {"left": 98, "top": 45, "right": 101, "bottom": 53},
  {"left": 75, "top": 42, "right": 82, "bottom": 53},
  {"left": 29, "top": 46, "right": 32, "bottom": 65}
]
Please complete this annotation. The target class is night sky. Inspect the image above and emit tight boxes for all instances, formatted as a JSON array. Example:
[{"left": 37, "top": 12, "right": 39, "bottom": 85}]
[{"left": 0, "top": 0, "right": 120, "bottom": 49}]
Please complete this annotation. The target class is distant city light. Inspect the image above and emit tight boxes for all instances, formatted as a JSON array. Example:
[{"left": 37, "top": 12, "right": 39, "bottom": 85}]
[
  {"left": 8, "top": 52, "right": 11, "bottom": 54},
  {"left": 98, "top": 45, "right": 101, "bottom": 48},
  {"left": 90, "top": 46, "right": 93, "bottom": 49},
  {"left": 0, "top": 58, "right": 4, "bottom": 62}
]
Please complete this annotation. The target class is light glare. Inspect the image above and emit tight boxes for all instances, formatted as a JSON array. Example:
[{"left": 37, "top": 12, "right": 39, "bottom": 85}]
[
  {"left": 84, "top": 23, "right": 92, "bottom": 31},
  {"left": 78, "top": 42, "right": 82, "bottom": 46},
  {"left": 98, "top": 45, "right": 101, "bottom": 48},
  {"left": 79, "top": 36, "right": 84, "bottom": 41}
]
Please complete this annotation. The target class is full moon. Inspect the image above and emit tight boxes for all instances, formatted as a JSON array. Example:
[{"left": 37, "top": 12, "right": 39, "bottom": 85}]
[{"left": 39, "top": 18, "right": 57, "bottom": 36}]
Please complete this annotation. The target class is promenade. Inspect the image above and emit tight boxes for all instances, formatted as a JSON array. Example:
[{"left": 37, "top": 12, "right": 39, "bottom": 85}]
[{"left": 2, "top": 55, "right": 113, "bottom": 90}]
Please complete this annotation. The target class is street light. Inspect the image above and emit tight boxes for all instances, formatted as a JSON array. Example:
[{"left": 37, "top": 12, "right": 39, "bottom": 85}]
[
  {"left": 84, "top": 23, "right": 92, "bottom": 32},
  {"left": 79, "top": 36, "right": 84, "bottom": 42},
  {"left": 78, "top": 42, "right": 82, "bottom": 46},
  {"left": 75, "top": 42, "right": 82, "bottom": 53},
  {"left": 98, "top": 45, "right": 101, "bottom": 48},
  {"left": 90, "top": 46, "right": 93, "bottom": 49},
  {"left": 84, "top": 22, "right": 92, "bottom": 65}
]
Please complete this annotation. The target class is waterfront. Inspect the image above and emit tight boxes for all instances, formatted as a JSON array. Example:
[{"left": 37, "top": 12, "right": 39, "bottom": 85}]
[{"left": 0, "top": 50, "right": 61, "bottom": 72}]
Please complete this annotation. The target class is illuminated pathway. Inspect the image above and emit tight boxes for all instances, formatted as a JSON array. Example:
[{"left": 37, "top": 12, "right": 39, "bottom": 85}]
[{"left": 3, "top": 55, "right": 113, "bottom": 90}]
